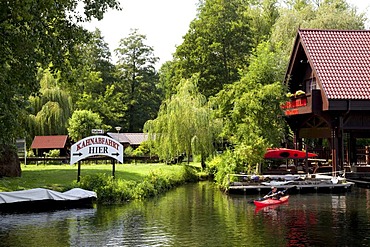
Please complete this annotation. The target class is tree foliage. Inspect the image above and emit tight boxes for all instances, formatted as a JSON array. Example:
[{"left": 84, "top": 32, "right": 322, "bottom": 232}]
[
  {"left": 211, "top": 41, "right": 287, "bottom": 170},
  {"left": 0, "top": 0, "right": 120, "bottom": 144},
  {"left": 27, "top": 69, "right": 73, "bottom": 138},
  {"left": 115, "top": 29, "right": 162, "bottom": 132},
  {"left": 67, "top": 109, "right": 107, "bottom": 142},
  {"left": 144, "top": 75, "right": 219, "bottom": 165},
  {"left": 64, "top": 29, "right": 116, "bottom": 104},
  {"left": 247, "top": 0, "right": 280, "bottom": 46},
  {"left": 270, "top": 0, "right": 365, "bottom": 55},
  {"left": 170, "top": 0, "right": 254, "bottom": 98}
]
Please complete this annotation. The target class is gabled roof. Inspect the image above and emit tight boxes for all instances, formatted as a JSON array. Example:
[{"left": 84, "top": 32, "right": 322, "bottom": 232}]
[
  {"left": 107, "top": 133, "right": 130, "bottom": 143},
  {"left": 297, "top": 29, "right": 370, "bottom": 100},
  {"left": 31, "top": 135, "right": 68, "bottom": 149},
  {"left": 107, "top": 133, "right": 148, "bottom": 145},
  {"left": 124, "top": 133, "right": 148, "bottom": 145}
]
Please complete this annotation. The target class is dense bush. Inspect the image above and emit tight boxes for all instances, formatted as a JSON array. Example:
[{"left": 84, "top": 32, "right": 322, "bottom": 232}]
[
  {"left": 207, "top": 150, "right": 255, "bottom": 191},
  {"left": 77, "top": 165, "right": 198, "bottom": 203},
  {"left": 44, "top": 149, "right": 60, "bottom": 157}
]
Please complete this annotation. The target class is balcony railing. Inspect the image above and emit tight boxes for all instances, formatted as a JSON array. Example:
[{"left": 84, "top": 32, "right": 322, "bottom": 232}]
[{"left": 281, "top": 96, "right": 307, "bottom": 109}]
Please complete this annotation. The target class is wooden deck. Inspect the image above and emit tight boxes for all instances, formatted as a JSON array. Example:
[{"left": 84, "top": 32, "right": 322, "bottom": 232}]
[
  {"left": 227, "top": 173, "right": 355, "bottom": 194},
  {"left": 228, "top": 182, "right": 354, "bottom": 194}
]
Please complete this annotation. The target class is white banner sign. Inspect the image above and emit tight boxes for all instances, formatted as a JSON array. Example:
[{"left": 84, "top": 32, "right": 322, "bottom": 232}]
[{"left": 70, "top": 135, "right": 123, "bottom": 164}]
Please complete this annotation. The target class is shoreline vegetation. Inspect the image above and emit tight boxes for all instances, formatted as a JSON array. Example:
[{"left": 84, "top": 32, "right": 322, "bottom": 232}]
[{"left": 0, "top": 163, "right": 207, "bottom": 204}]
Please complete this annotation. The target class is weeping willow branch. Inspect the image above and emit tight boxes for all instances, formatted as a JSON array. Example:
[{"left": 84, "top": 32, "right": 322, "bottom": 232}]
[{"left": 144, "top": 74, "right": 219, "bottom": 164}]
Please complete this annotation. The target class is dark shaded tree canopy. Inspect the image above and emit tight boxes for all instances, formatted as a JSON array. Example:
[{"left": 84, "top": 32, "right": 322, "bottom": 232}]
[{"left": 0, "top": 0, "right": 120, "bottom": 144}]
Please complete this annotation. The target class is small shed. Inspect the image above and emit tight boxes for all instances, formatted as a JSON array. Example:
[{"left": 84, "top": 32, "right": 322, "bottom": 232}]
[
  {"left": 107, "top": 133, "right": 148, "bottom": 149},
  {"left": 31, "top": 135, "right": 70, "bottom": 156}
]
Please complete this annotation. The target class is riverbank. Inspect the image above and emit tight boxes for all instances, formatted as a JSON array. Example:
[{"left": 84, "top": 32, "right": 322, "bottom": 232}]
[{"left": 0, "top": 163, "right": 206, "bottom": 203}]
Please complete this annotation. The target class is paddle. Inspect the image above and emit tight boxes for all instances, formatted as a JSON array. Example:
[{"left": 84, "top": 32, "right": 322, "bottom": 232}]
[{"left": 248, "top": 186, "right": 296, "bottom": 204}]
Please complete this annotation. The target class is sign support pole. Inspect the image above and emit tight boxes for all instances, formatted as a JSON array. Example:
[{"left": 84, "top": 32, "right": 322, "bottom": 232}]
[
  {"left": 112, "top": 159, "right": 115, "bottom": 178},
  {"left": 70, "top": 135, "right": 123, "bottom": 182},
  {"left": 77, "top": 161, "right": 81, "bottom": 182}
]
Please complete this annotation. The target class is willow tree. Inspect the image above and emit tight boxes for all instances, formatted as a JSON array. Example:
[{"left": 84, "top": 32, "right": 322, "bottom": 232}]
[
  {"left": 27, "top": 69, "right": 73, "bottom": 138},
  {"left": 144, "top": 75, "right": 219, "bottom": 168},
  {"left": 270, "top": 0, "right": 365, "bottom": 56}
]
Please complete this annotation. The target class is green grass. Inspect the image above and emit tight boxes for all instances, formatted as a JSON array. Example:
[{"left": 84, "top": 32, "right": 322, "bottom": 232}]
[{"left": 0, "top": 162, "right": 193, "bottom": 192}]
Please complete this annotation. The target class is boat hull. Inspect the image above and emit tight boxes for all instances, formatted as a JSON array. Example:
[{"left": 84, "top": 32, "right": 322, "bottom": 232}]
[
  {"left": 264, "top": 148, "right": 317, "bottom": 159},
  {"left": 0, "top": 188, "right": 96, "bottom": 213},
  {"left": 254, "top": 195, "right": 289, "bottom": 207}
]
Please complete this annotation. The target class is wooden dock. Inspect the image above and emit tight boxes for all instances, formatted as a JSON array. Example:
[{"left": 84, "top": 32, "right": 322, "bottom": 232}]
[
  {"left": 228, "top": 182, "right": 355, "bottom": 194},
  {"left": 347, "top": 178, "right": 370, "bottom": 188},
  {"left": 227, "top": 173, "right": 355, "bottom": 194}
]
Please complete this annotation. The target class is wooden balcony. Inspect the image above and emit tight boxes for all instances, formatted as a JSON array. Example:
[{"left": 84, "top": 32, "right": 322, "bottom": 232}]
[{"left": 281, "top": 90, "right": 322, "bottom": 116}]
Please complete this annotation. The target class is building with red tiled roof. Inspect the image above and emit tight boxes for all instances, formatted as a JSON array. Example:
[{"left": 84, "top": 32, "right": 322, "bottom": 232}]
[
  {"left": 283, "top": 29, "right": 370, "bottom": 172},
  {"left": 31, "top": 135, "right": 70, "bottom": 156}
]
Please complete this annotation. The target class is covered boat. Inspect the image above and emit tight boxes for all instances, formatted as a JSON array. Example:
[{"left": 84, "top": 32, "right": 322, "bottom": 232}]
[
  {"left": 264, "top": 148, "right": 317, "bottom": 159},
  {"left": 0, "top": 188, "right": 97, "bottom": 213},
  {"left": 254, "top": 195, "right": 289, "bottom": 207}
]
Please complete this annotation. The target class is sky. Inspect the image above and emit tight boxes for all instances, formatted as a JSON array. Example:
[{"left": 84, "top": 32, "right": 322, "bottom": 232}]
[
  {"left": 83, "top": 0, "right": 369, "bottom": 68},
  {"left": 83, "top": 0, "right": 199, "bottom": 67}
]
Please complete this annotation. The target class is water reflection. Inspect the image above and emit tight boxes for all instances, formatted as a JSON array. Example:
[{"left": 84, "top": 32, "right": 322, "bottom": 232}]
[
  {"left": 1, "top": 183, "right": 370, "bottom": 246},
  {"left": 0, "top": 208, "right": 97, "bottom": 247}
]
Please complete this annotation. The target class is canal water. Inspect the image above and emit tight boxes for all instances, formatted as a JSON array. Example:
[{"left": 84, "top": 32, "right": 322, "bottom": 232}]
[{"left": 1, "top": 182, "right": 370, "bottom": 246}]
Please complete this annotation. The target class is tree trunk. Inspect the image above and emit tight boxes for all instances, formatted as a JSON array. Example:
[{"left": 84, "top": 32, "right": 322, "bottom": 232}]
[
  {"left": 0, "top": 144, "right": 21, "bottom": 177},
  {"left": 201, "top": 155, "right": 206, "bottom": 170}
]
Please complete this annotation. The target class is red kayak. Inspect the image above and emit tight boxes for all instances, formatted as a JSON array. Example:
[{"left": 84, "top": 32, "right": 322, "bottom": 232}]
[
  {"left": 254, "top": 195, "right": 289, "bottom": 207},
  {"left": 264, "top": 148, "right": 317, "bottom": 159}
]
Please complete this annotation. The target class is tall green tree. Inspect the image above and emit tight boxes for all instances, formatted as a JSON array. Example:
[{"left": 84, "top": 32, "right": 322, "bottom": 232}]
[
  {"left": 247, "top": 0, "right": 280, "bottom": 46},
  {"left": 170, "top": 0, "right": 253, "bottom": 98},
  {"left": 211, "top": 41, "right": 286, "bottom": 171},
  {"left": 144, "top": 75, "right": 220, "bottom": 167},
  {"left": 115, "top": 29, "right": 161, "bottom": 132},
  {"left": 158, "top": 61, "right": 178, "bottom": 100},
  {"left": 64, "top": 28, "right": 116, "bottom": 104},
  {"left": 0, "top": 0, "right": 120, "bottom": 144}
]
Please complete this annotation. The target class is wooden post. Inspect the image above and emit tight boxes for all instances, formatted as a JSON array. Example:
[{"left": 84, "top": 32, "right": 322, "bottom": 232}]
[
  {"left": 331, "top": 128, "right": 338, "bottom": 176},
  {"left": 349, "top": 134, "right": 357, "bottom": 166},
  {"left": 366, "top": 146, "right": 370, "bottom": 165},
  {"left": 305, "top": 145, "right": 309, "bottom": 174}
]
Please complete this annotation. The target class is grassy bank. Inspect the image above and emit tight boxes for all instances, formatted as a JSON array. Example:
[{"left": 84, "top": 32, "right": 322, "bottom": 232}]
[{"left": 0, "top": 162, "right": 204, "bottom": 203}]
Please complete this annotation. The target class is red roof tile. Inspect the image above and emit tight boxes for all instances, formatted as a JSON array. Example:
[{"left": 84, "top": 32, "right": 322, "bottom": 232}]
[
  {"left": 299, "top": 29, "right": 370, "bottom": 100},
  {"left": 31, "top": 135, "right": 68, "bottom": 149}
]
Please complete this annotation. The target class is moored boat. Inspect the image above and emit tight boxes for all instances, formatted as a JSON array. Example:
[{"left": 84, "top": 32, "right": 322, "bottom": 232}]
[
  {"left": 254, "top": 195, "right": 289, "bottom": 207},
  {"left": 0, "top": 188, "right": 97, "bottom": 213},
  {"left": 264, "top": 148, "right": 318, "bottom": 159}
]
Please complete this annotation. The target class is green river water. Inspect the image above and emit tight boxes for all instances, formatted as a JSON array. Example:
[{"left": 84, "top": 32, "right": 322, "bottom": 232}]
[{"left": 1, "top": 182, "right": 370, "bottom": 246}]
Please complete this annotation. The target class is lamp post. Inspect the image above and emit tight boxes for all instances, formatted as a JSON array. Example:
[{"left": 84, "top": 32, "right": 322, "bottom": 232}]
[{"left": 115, "top": 126, "right": 121, "bottom": 133}]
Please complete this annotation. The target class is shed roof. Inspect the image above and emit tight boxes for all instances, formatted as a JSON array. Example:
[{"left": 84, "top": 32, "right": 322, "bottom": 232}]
[
  {"left": 124, "top": 133, "right": 148, "bottom": 145},
  {"left": 298, "top": 29, "right": 370, "bottom": 100},
  {"left": 107, "top": 133, "right": 130, "bottom": 143},
  {"left": 31, "top": 135, "right": 68, "bottom": 149},
  {"left": 107, "top": 133, "right": 148, "bottom": 145}
]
